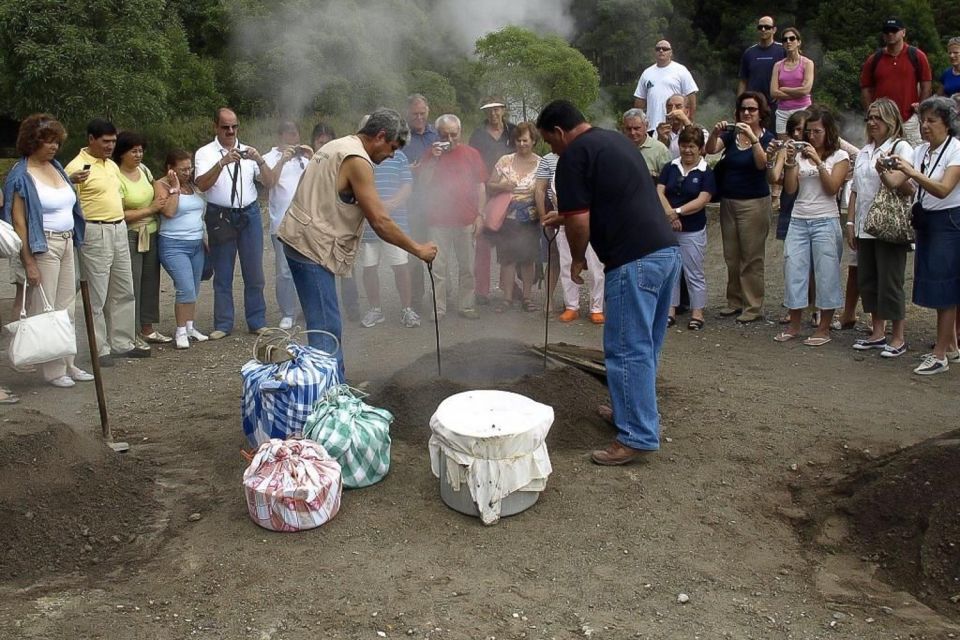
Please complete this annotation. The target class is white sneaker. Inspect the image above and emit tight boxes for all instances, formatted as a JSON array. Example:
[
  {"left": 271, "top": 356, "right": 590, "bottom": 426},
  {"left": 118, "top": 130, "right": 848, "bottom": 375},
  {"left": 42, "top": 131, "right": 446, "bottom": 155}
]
[
  {"left": 189, "top": 328, "right": 209, "bottom": 342},
  {"left": 49, "top": 375, "right": 76, "bottom": 388},
  {"left": 400, "top": 307, "right": 421, "bottom": 328},
  {"left": 914, "top": 354, "right": 949, "bottom": 376},
  {"left": 361, "top": 307, "right": 385, "bottom": 328},
  {"left": 279, "top": 316, "right": 294, "bottom": 330},
  {"left": 175, "top": 333, "right": 190, "bottom": 350},
  {"left": 68, "top": 367, "right": 95, "bottom": 382}
]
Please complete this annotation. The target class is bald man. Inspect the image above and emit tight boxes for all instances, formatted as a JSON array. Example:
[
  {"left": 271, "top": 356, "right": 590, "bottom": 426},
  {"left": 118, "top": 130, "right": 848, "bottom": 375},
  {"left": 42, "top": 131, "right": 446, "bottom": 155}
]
[
  {"left": 738, "top": 16, "right": 785, "bottom": 112},
  {"left": 633, "top": 39, "right": 699, "bottom": 131}
]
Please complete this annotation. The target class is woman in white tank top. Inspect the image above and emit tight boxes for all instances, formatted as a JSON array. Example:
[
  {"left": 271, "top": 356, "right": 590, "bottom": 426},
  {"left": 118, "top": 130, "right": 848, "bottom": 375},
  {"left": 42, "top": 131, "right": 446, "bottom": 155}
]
[{"left": 6, "top": 114, "right": 92, "bottom": 388}]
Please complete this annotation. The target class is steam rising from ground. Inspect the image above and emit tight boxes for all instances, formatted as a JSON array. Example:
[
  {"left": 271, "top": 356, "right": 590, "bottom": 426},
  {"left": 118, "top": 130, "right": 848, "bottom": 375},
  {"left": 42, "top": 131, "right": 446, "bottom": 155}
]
[{"left": 231, "top": 0, "right": 575, "bottom": 116}]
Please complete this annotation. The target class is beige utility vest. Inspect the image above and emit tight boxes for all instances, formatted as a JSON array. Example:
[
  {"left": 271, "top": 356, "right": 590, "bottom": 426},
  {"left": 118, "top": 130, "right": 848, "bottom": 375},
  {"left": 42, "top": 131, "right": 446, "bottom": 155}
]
[{"left": 277, "top": 135, "right": 371, "bottom": 275}]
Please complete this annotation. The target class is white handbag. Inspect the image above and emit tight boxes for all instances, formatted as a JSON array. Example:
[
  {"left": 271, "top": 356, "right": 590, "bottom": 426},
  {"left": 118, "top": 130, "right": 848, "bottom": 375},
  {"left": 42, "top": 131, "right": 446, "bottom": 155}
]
[
  {"left": 0, "top": 218, "right": 22, "bottom": 258},
  {"left": 3, "top": 283, "right": 77, "bottom": 367}
]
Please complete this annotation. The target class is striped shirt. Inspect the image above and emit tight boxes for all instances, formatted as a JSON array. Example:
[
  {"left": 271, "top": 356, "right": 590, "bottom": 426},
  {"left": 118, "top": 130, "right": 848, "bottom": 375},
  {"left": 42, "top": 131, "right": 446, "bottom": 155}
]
[{"left": 363, "top": 151, "right": 413, "bottom": 241}]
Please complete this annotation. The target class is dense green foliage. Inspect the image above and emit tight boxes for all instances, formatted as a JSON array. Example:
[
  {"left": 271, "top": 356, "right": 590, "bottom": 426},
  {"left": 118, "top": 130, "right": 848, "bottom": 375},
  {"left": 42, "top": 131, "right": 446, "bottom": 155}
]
[{"left": 0, "top": 0, "right": 957, "bottom": 158}]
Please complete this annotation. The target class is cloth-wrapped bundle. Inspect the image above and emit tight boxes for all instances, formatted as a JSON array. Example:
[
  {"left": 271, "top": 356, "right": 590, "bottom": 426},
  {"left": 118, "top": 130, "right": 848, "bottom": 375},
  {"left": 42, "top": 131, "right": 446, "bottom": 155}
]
[
  {"left": 242, "top": 438, "right": 342, "bottom": 532},
  {"left": 303, "top": 385, "right": 393, "bottom": 489}
]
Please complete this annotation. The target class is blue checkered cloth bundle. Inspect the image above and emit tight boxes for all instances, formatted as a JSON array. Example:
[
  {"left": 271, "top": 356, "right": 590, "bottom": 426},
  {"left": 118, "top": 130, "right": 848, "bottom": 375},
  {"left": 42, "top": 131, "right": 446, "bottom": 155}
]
[{"left": 241, "top": 344, "right": 341, "bottom": 448}]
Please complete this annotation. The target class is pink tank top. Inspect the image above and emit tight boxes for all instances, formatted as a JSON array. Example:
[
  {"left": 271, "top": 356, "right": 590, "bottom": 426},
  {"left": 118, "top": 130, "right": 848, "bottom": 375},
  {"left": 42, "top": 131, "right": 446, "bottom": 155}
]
[{"left": 777, "top": 57, "right": 812, "bottom": 110}]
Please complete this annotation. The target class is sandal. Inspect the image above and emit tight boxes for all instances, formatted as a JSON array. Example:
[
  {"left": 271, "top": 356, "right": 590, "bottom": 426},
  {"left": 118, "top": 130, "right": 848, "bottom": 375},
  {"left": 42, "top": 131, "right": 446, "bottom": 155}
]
[
  {"left": 774, "top": 331, "right": 799, "bottom": 342},
  {"left": 0, "top": 389, "right": 20, "bottom": 404},
  {"left": 521, "top": 298, "right": 539, "bottom": 312},
  {"left": 802, "top": 336, "right": 832, "bottom": 347},
  {"left": 688, "top": 318, "right": 704, "bottom": 331}
]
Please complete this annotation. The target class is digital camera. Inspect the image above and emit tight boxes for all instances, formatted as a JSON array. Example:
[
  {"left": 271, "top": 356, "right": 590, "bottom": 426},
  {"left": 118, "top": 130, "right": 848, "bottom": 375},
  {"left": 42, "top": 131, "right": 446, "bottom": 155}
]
[{"left": 880, "top": 157, "right": 898, "bottom": 169}]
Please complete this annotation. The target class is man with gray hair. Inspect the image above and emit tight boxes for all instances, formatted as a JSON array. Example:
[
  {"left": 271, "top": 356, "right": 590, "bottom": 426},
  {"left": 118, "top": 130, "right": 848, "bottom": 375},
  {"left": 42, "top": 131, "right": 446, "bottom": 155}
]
[
  {"left": 621, "top": 108, "right": 670, "bottom": 179},
  {"left": 277, "top": 108, "right": 438, "bottom": 379},
  {"left": 417, "top": 113, "right": 488, "bottom": 321}
]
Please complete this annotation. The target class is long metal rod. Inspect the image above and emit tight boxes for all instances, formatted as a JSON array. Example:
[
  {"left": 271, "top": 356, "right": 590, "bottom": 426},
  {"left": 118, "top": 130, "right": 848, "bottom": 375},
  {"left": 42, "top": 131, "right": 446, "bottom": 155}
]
[
  {"left": 542, "top": 227, "right": 558, "bottom": 370},
  {"left": 79, "top": 279, "right": 109, "bottom": 440},
  {"left": 427, "top": 262, "right": 441, "bottom": 377}
]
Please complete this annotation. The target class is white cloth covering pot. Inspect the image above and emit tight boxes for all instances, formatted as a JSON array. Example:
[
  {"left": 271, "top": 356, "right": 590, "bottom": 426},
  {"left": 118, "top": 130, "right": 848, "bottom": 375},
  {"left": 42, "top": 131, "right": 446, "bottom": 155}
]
[{"left": 429, "top": 390, "right": 553, "bottom": 525}]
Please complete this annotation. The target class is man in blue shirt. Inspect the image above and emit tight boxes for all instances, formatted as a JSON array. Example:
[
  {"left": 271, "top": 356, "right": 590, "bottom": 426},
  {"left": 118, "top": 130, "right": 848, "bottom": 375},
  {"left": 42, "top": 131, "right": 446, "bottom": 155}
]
[
  {"left": 738, "top": 16, "right": 785, "bottom": 113},
  {"left": 405, "top": 93, "right": 439, "bottom": 314}
]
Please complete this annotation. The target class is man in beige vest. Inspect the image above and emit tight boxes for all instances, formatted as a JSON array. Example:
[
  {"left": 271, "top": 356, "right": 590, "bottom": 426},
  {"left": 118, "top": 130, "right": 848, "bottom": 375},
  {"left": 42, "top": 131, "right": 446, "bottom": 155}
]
[{"left": 277, "top": 108, "right": 438, "bottom": 379}]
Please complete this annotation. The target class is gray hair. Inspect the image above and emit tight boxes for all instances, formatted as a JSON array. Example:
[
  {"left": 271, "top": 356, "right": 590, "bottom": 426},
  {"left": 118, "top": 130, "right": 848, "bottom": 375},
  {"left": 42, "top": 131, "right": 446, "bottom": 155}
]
[
  {"left": 917, "top": 96, "right": 960, "bottom": 137},
  {"left": 948, "top": 36, "right": 960, "bottom": 49},
  {"left": 435, "top": 114, "right": 461, "bottom": 131},
  {"left": 407, "top": 93, "right": 429, "bottom": 107},
  {"left": 357, "top": 108, "right": 409, "bottom": 146},
  {"left": 622, "top": 108, "right": 647, "bottom": 122}
]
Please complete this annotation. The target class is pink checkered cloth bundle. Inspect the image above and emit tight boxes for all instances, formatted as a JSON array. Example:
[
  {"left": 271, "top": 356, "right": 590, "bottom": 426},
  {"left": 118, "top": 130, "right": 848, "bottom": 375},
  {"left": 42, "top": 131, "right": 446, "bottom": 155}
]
[{"left": 243, "top": 439, "right": 343, "bottom": 532}]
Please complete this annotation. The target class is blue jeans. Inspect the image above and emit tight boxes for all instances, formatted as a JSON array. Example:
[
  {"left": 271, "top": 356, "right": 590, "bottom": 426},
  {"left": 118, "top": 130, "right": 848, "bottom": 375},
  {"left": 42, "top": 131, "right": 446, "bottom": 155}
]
[
  {"left": 271, "top": 234, "right": 300, "bottom": 318},
  {"left": 604, "top": 247, "right": 681, "bottom": 451},
  {"left": 783, "top": 217, "right": 843, "bottom": 310},
  {"left": 158, "top": 236, "right": 204, "bottom": 303},
  {"left": 209, "top": 203, "right": 266, "bottom": 332},
  {"left": 286, "top": 251, "right": 345, "bottom": 381}
]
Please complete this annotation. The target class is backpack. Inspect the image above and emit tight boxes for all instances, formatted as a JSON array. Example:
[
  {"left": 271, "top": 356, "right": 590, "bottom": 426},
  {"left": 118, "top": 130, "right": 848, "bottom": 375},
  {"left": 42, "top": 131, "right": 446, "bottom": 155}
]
[{"left": 868, "top": 46, "right": 922, "bottom": 82}]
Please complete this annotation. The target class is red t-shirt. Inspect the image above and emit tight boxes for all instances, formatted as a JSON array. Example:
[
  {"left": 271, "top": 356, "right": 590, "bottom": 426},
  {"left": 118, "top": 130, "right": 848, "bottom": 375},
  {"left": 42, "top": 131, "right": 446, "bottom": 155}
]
[
  {"left": 421, "top": 145, "right": 488, "bottom": 227},
  {"left": 860, "top": 46, "right": 932, "bottom": 121}
]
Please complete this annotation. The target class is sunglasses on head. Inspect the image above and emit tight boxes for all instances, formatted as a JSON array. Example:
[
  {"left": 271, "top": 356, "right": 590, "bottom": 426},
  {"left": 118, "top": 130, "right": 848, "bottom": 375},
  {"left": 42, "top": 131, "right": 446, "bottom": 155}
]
[
  {"left": 655, "top": 46, "right": 671, "bottom": 52},
  {"left": 757, "top": 24, "right": 774, "bottom": 30},
  {"left": 783, "top": 35, "right": 799, "bottom": 42}
]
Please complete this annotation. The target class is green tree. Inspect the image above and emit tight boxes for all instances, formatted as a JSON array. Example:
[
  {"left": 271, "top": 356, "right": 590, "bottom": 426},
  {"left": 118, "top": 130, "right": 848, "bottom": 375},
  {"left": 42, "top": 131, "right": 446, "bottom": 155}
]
[
  {"left": 0, "top": 0, "right": 220, "bottom": 128},
  {"left": 474, "top": 26, "right": 600, "bottom": 120}
]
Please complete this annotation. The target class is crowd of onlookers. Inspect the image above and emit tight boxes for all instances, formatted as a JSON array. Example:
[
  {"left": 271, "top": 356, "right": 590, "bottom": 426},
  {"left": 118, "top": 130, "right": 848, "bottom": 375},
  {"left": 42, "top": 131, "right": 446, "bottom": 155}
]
[{"left": 0, "top": 14, "right": 958, "bottom": 407}]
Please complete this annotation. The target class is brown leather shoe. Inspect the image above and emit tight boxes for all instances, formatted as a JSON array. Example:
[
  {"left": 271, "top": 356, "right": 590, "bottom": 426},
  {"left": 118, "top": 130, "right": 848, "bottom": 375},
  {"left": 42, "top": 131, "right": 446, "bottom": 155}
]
[{"left": 590, "top": 441, "right": 650, "bottom": 466}]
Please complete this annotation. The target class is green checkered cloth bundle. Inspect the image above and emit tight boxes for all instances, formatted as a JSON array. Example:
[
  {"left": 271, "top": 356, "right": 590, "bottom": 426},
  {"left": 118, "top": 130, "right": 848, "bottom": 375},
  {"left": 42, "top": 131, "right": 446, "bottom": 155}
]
[{"left": 303, "top": 385, "right": 393, "bottom": 488}]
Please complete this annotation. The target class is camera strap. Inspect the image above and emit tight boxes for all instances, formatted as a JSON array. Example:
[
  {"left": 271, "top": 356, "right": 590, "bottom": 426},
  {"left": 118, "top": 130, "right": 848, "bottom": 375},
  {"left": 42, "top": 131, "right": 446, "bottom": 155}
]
[{"left": 918, "top": 137, "right": 952, "bottom": 205}]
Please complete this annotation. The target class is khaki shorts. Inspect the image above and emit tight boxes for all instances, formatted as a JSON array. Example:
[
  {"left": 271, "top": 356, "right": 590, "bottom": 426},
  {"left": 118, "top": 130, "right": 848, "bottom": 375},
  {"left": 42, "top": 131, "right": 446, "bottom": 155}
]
[{"left": 357, "top": 240, "right": 408, "bottom": 268}]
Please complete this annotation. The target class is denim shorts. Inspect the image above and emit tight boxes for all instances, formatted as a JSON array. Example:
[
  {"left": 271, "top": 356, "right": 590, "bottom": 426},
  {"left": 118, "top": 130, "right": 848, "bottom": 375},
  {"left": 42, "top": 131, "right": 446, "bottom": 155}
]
[
  {"left": 783, "top": 216, "right": 843, "bottom": 310},
  {"left": 158, "top": 236, "right": 204, "bottom": 304}
]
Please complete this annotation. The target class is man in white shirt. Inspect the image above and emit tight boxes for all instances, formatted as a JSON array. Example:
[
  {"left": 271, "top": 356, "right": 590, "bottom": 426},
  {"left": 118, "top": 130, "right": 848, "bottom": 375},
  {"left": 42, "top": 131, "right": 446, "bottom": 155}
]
[
  {"left": 194, "top": 107, "right": 275, "bottom": 339},
  {"left": 261, "top": 121, "right": 313, "bottom": 329},
  {"left": 634, "top": 40, "right": 699, "bottom": 131}
]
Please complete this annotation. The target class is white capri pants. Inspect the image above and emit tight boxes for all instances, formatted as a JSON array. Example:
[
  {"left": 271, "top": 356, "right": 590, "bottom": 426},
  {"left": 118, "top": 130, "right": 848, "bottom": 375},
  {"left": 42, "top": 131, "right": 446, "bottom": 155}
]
[
  {"left": 556, "top": 227, "right": 604, "bottom": 313},
  {"left": 671, "top": 228, "right": 708, "bottom": 309}
]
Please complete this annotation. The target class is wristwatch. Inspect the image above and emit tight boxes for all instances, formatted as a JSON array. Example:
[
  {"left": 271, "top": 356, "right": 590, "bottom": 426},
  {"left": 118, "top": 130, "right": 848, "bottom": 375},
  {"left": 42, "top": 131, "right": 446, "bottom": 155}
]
[{"left": 674, "top": 207, "right": 682, "bottom": 215}]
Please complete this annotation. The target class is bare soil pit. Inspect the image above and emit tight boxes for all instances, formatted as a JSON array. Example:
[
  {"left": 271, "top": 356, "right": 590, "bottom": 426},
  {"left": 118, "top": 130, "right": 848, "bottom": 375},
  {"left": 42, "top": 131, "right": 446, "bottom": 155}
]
[
  {"left": 801, "top": 429, "right": 960, "bottom": 622},
  {"left": 0, "top": 408, "right": 160, "bottom": 585},
  {"left": 378, "top": 338, "right": 611, "bottom": 451}
]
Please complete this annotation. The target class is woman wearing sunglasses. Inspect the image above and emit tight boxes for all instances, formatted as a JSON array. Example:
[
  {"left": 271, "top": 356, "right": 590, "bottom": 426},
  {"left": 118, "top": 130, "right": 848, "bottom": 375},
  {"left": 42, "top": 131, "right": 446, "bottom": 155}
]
[
  {"left": 770, "top": 28, "right": 814, "bottom": 139},
  {"left": 706, "top": 91, "right": 775, "bottom": 324}
]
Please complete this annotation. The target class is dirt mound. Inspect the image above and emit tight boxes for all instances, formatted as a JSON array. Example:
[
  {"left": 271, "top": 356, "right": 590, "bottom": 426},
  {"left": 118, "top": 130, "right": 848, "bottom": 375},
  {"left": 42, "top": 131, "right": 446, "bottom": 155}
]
[
  {"left": 375, "top": 338, "right": 612, "bottom": 450},
  {"left": 0, "top": 408, "right": 161, "bottom": 584},
  {"left": 830, "top": 429, "right": 960, "bottom": 619}
]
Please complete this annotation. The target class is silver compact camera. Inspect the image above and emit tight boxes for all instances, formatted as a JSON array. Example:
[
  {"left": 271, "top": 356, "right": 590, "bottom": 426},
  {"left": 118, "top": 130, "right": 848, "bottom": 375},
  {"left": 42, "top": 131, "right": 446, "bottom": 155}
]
[{"left": 880, "top": 157, "right": 898, "bottom": 169}]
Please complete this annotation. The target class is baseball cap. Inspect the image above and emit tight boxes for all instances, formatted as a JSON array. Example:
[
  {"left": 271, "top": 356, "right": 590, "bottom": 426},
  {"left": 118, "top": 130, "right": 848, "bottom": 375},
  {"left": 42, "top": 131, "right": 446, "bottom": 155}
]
[{"left": 882, "top": 17, "right": 905, "bottom": 31}]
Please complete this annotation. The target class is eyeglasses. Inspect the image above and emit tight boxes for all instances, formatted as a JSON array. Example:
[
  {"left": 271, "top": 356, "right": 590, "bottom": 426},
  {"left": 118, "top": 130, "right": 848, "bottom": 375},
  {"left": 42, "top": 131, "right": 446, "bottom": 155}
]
[
  {"left": 655, "top": 46, "right": 672, "bottom": 52},
  {"left": 757, "top": 24, "right": 774, "bottom": 31},
  {"left": 864, "top": 114, "right": 883, "bottom": 122},
  {"left": 739, "top": 106, "right": 759, "bottom": 113},
  {"left": 783, "top": 35, "right": 799, "bottom": 42},
  {"left": 219, "top": 124, "right": 239, "bottom": 130}
]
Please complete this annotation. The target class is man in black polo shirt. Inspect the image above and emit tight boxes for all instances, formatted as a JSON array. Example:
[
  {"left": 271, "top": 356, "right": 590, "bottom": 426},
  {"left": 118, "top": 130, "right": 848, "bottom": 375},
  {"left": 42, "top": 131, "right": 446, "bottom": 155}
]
[{"left": 537, "top": 100, "right": 680, "bottom": 466}]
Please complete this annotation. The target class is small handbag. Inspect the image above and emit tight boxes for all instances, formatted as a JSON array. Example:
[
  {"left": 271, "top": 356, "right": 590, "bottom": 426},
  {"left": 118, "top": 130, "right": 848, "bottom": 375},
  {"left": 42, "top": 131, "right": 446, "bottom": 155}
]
[
  {"left": 483, "top": 192, "right": 513, "bottom": 232},
  {"left": 0, "top": 218, "right": 22, "bottom": 258},
  {"left": 864, "top": 185, "right": 914, "bottom": 244},
  {"left": 3, "top": 283, "right": 77, "bottom": 367}
]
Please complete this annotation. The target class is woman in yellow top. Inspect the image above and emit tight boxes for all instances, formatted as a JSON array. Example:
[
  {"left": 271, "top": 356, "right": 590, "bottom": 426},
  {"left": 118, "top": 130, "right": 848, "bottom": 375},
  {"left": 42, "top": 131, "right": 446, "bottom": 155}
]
[{"left": 113, "top": 131, "right": 170, "bottom": 346}]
